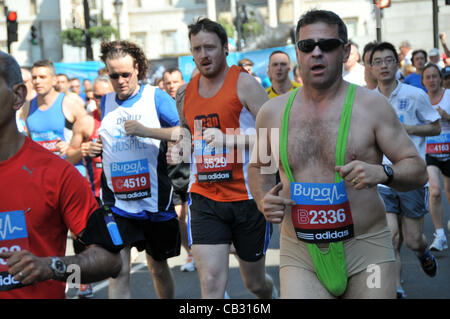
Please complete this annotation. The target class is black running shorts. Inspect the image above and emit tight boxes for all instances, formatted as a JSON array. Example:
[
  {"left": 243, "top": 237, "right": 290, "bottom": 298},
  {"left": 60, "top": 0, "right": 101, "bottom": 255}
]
[{"left": 188, "top": 193, "right": 272, "bottom": 262}]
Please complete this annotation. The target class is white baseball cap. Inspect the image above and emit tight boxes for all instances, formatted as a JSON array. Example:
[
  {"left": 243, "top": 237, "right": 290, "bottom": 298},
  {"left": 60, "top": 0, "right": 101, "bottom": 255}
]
[{"left": 429, "top": 48, "right": 440, "bottom": 57}]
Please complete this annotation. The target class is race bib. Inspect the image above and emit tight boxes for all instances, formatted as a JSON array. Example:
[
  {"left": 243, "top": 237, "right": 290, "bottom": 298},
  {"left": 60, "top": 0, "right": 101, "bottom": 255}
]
[
  {"left": 111, "top": 159, "right": 151, "bottom": 201},
  {"left": 30, "top": 131, "right": 61, "bottom": 155},
  {"left": 290, "top": 181, "right": 354, "bottom": 244},
  {"left": 426, "top": 133, "right": 450, "bottom": 154},
  {"left": 0, "top": 211, "right": 30, "bottom": 291},
  {"left": 194, "top": 139, "right": 233, "bottom": 183}
]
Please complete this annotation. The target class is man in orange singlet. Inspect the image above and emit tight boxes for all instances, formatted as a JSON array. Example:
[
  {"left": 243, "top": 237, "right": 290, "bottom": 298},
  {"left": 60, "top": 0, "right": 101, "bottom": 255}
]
[{"left": 169, "top": 18, "right": 275, "bottom": 299}]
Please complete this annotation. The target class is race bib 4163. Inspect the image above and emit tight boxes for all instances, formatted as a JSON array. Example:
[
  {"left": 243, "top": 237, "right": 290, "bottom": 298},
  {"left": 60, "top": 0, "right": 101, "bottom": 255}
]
[{"left": 290, "top": 181, "right": 354, "bottom": 244}]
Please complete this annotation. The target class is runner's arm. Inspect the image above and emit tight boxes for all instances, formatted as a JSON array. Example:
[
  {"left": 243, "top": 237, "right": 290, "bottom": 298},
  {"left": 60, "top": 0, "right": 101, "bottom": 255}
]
[
  {"left": 66, "top": 114, "right": 92, "bottom": 164},
  {"left": 0, "top": 245, "right": 121, "bottom": 285},
  {"left": 338, "top": 93, "right": 428, "bottom": 192},
  {"left": 403, "top": 119, "right": 441, "bottom": 137},
  {"left": 248, "top": 100, "right": 295, "bottom": 223}
]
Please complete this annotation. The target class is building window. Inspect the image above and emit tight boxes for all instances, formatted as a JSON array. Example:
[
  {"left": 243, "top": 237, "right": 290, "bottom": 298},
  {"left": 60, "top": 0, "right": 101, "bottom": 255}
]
[
  {"left": 343, "top": 18, "right": 357, "bottom": 40},
  {"left": 131, "top": 32, "right": 147, "bottom": 52},
  {"left": 162, "top": 30, "right": 177, "bottom": 54}
]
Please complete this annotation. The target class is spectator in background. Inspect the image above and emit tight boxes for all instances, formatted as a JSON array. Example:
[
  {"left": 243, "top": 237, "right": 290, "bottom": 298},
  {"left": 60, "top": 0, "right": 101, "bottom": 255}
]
[
  {"left": 238, "top": 58, "right": 262, "bottom": 83},
  {"left": 343, "top": 40, "right": 366, "bottom": 86},
  {"left": 443, "top": 66, "right": 450, "bottom": 89},
  {"left": 362, "top": 41, "right": 378, "bottom": 90},
  {"left": 70, "top": 77, "right": 87, "bottom": 102},
  {"left": 265, "top": 50, "right": 300, "bottom": 98},
  {"left": 55, "top": 74, "right": 86, "bottom": 110},
  {"left": 83, "top": 78, "right": 93, "bottom": 92},
  {"left": 404, "top": 49, "right": 427, "bottom": 92},
  {"left": 292, "top": 65, "right": 302, "bottom": 85},
  {"left": 163, "top": 68, "right": 185, "bottom": 99},
  {"left": 428, "top": 48, "right": 445, "bottom": 70}
]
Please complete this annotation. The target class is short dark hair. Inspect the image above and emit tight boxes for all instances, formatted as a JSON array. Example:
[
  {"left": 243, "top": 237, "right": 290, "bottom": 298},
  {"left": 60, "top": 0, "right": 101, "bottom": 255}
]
[
  {"left": 369, "top": 42, "right": 399, "bottom": 65},
  {"left": 100, "top": 40, "right": 149, "bottom": 82},
  {"left": 32, "top": 59, "right": 56, "bottom": 76},
  {"left": 56, "top": 73, "right": 69, "bottom": 80},
  {"left": 269, "top": 50, "right": 290, "bottom": 62},
  {"left": 0, "top": 51, "right": 23, "bottom": 89},
  {"left": 163, "top": 68, "right": 182, "bottom": 78},
  {"left": 422, "top": 63, "right": 442, "bottom": 87},
  {"left": 411, "top": 49, "right": 427, "bottom": 67},
  {"left": 188, "top": 17, "right": 228, "bottom": 48},
  {"left": 296, "top": 10, "right": 348, "bottom": 43},
  {"left": 362, "top": 41, "right": 378, "bottom": 63}
]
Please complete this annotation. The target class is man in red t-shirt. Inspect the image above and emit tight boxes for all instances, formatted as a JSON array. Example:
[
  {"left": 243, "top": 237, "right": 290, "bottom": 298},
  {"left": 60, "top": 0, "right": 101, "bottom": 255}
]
[{"left": 0, "top": 51, "right": 122, "bottom": 299}]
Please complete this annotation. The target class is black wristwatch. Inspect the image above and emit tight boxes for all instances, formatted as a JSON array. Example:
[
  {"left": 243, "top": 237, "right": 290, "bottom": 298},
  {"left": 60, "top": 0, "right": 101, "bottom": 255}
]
[
  {"left": 382, "top": 164, "right": 394, "bottom": 185},
  {"left": 50, "top": 257, "right": 67, "bottom": 281}
]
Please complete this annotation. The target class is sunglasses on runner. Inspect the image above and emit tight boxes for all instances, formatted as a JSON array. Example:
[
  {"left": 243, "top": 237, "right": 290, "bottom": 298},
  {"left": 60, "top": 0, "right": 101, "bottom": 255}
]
[
  {"left": 109, "top": 72, "right": 132, "bottom": 80},
  {"left": 296, "top": 38, "right": 345, "bottom": 53},
  {"left": 94, "top": 93, "right": 105, "bottom": 100}
]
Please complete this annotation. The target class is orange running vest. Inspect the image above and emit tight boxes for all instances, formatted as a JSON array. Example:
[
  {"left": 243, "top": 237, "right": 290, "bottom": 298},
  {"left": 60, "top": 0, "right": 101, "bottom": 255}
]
[{"left": 184, "top": 65, "right": 255, "bottom": 202}]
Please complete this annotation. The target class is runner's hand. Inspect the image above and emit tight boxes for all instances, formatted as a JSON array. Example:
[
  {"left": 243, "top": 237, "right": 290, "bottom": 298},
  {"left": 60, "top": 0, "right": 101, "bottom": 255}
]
[
  {"left": 167, "top": 141, "right": 183, "bottom": 165},
  {"left": 260, "top": 183, "right": 296, "bottom": 224},
  {"left": 203, "top": 128, "right": 226, "bottom": 149},
  {"left": 56, "top": 140, "right": 69, "bottom": 157},
  {"left": 124, "top": 120, "right": 147, "bottom": 137},
  {"left": 0, "top": 250, "right": 52, "bottom": 285},
  {"left": 81, "top": 140, "right": 102, "bottom": 157},
  {"left": 335, "top": 160, "right": 385, "bottom": 190}
]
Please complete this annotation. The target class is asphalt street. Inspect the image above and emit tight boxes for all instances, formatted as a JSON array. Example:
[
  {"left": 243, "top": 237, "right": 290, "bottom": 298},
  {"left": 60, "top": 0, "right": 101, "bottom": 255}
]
[{"left": 66, "top": 194, "right": 450, "bottom": 299}]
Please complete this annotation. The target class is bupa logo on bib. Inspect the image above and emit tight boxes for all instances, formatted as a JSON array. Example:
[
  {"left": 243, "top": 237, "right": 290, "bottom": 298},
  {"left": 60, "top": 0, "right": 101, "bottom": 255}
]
[
  {"left": 290, "top": 181, "right": 354, "bottom": 243},
  {"left": 111, "top": 159, "right": 151, "bottom": 201},
  {"left": 0, "top": 211, "right": 29, "bottom": 291}
]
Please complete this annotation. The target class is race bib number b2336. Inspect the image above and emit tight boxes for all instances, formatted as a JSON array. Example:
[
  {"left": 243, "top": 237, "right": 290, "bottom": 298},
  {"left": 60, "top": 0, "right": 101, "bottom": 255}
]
[
  {"left": 111, "top": 159, "right": 151, "bottom": 201},
  {"left": 0, "top": 211, "right": 30, "bottom": 291},
  {"left": 290, "top": 181, "right": 354, "bottom": 244}
]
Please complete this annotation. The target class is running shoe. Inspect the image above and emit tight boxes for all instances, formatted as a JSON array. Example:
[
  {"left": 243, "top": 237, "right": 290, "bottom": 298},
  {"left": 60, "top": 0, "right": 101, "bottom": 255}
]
[
  {"left": 429, "top": 233, "right": 448, "bottom": 252},
  {"left": 77, "top": 283, "right": 94, "bottom": 299},
  {"left": 180, "top": 257, "right": 196, "bottom": 272},
  {"left": 419, "top": 250, "right": 438, "bottom": 277}
]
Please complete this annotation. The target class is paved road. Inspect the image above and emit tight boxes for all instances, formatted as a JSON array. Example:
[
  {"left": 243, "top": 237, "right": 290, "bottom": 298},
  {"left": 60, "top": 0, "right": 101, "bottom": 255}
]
[{"left": 66, "top": 189, "right": 450, "bottom": 299}]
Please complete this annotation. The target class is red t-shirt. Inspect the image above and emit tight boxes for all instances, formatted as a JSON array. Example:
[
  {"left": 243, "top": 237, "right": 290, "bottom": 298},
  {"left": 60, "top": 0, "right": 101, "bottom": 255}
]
[{"left": 0, "top": 137, "right": 98, "bottom": 299}]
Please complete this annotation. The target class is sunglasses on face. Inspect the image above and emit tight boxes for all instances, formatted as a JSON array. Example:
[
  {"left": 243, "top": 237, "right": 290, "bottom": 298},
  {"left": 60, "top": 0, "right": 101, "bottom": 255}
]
[
  {"left": 94, "top": 94, "right": 104, "bottom": 100},
  {"left": 109, "top": 72, "right": 132, "bottom": 80},
  {"left": 296, "top": 38, "right": 345, "bottom": 53}
]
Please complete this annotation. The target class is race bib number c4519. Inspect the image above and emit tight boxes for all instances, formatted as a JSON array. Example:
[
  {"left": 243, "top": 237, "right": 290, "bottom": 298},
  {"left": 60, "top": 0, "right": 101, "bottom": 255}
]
[
  {"left": 290, "top": 181, "right": 354, "bottom": 244},
  {"left": 111, "top": 159, "right": 151, "bottom": 201},
  {"left": 0, "top": 210, "right": 30, "bottom": 291}
]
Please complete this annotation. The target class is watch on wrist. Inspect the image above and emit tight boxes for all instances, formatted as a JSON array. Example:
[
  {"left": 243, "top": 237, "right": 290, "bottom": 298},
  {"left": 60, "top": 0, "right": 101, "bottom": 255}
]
[
  {"left": 50, "top": 257, "right": 67, "bottom": 281},
  {"left": 382, "top": 164, "right": 394, "bottom": 185}
]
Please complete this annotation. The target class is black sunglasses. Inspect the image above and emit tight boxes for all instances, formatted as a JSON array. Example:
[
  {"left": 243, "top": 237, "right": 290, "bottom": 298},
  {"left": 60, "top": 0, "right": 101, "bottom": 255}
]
[
  {"left": 297, "top": 38, "right": 345, "bottom": 53},
  {"left": 94, "top": 94, "right": 104, "bottom": 100},
  {"left": 109, "top": 72, "right": 132, "bottom": 80}
]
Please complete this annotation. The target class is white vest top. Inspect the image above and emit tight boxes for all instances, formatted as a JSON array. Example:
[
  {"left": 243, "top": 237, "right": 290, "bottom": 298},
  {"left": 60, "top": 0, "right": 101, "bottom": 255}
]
[{"left": 99, "top": 85, "right": 167, "bottom": 214}]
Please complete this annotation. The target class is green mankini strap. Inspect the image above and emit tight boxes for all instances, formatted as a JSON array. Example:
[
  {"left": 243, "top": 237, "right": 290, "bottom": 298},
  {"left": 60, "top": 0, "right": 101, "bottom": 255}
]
[{"left": 280, "top": 84, "right": 356, "bottom": 297}]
